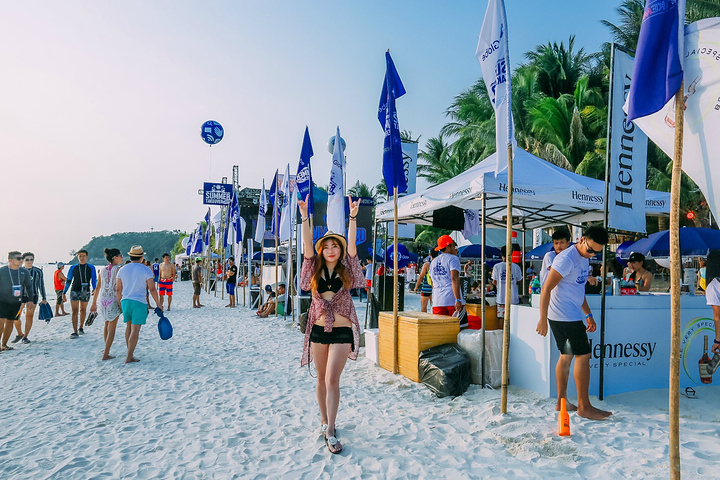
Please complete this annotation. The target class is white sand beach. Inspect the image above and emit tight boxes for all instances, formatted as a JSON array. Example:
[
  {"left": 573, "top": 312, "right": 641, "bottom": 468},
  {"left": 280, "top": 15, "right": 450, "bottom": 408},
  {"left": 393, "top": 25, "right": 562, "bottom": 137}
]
[{"left": 2, "top": 279, "right": 720, "bottom": 479}]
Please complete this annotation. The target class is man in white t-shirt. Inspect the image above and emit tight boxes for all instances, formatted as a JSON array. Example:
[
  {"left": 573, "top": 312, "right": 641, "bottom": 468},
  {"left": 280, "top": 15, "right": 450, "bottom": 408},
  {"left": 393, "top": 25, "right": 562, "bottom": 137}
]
[
  {"left": 536, "top": 226, "right": 612, "bottom": 420},
  {"left": 492, "top": 245, "right": 523, "bottom": 319},
  {"left": 540, "top": 229, "right": 571, "bottom": 286},
  {"left": 429, "top": 235, "right": 464, "bottom": 317},
  {"left": 116, "top": 245, "right": 162, "bottom": 364}
]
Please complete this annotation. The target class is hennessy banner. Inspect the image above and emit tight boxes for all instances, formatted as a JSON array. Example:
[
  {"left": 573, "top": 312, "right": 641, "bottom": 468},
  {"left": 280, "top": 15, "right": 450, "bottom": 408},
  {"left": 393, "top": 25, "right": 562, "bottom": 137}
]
[{"left": 608, "top": 48, "right": 648, "bottom": 233}]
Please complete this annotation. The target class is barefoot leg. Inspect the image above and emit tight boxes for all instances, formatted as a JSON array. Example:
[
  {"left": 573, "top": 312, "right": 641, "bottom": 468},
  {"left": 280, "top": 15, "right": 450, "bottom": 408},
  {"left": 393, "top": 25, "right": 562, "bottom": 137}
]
[{"left": 574, "top": 353, "right": 612, "bottom": 419}]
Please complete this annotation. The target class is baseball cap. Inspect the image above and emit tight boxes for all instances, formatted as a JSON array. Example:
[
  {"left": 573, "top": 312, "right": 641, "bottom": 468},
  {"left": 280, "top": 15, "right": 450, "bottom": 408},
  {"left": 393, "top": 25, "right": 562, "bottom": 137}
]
[
  {"left": 264, "top": 284, "right": 273, "bottom": 292},
  {"left": 57, "top": 262, "right": 65, "bottom": 268},
  {"left": 628, "top": 252, "right": 646, "bottom": 263},
  {"left": 434, "top": 235, "right": 455, "bottom": 251}
]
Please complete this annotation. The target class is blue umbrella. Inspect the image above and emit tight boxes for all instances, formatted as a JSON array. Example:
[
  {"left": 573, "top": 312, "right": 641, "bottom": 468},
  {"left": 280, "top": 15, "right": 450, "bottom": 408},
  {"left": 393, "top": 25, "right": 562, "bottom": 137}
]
[
  {"left": 621, "top": 228, "right": 720, "bottom": 258},
  {"left": 457, "top": 244, "right": 502, "bottom": 260},
  {"left": 527, "top": 242, "right": 603, "bottom": 262},
  {"left": 614, "top": 240, "right": 635, "bottom": 265}
]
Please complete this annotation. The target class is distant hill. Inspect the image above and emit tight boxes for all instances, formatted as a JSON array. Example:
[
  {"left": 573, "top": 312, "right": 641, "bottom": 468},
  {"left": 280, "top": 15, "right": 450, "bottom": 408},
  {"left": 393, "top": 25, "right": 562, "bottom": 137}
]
[{"left": 72, "top": 230, "right": 183, "bottom": 265}]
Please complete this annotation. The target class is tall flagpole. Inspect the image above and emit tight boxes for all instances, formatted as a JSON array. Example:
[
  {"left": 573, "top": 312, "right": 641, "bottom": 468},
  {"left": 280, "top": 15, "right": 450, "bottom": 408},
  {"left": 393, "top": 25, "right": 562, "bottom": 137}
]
[
  {"left": 392, "top": 186, "right": 399, "bottom": 374},
  {"left": 275, "top": 197, "right": 279, "bottom": 317},
  {"left": 669, "top": 82, "right": 684, "bottom": 480},
  {"left": 500, "top": 141, "right": 513, "bottom": 414}
]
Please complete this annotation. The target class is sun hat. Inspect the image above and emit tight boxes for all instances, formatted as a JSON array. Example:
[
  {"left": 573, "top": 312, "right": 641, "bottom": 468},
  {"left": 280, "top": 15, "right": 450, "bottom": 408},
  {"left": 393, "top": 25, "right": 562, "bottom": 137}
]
[
  {"left": 434, "top": 235, "right": 455, "bottom": 251},
  {"left": 128, "top": 245, "right": 145, "bottom": 256},
  {"left": 628, "top": 252, "right": 646, "bottom": 263},
  {"left": 314, "top": 231, "right": 347, "bottom": 256}
]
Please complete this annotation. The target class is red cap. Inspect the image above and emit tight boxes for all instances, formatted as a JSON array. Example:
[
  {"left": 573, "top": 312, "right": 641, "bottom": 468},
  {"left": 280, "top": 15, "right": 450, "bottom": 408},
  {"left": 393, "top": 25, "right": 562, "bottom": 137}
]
[{"left": 435, "top": 235, "right": 455, "bottom": 251}]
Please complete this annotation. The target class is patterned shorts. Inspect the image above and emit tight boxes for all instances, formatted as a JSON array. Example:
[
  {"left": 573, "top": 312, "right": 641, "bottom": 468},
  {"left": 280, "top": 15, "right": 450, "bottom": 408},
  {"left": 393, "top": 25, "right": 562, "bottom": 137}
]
[{"left": 159, "top": 279, "right": 174, "bottom": 296}]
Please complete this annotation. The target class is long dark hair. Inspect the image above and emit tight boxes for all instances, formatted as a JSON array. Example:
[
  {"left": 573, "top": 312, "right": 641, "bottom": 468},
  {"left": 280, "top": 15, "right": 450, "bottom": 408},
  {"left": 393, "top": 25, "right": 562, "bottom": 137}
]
[
  {"left": 310, "top": 238, "right": 351, "bottom": 293},
  {"left": 706, "top": 250, "right": 720, "bottom": 286}
]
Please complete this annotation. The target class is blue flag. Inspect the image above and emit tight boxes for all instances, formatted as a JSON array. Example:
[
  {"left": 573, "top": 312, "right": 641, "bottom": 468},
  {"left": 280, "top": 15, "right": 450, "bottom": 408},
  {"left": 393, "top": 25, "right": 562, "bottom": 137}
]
[
  {"left": 296, "top": 126, "right": 315, "bottom": 216},
  {"left": 626, "top": 0, "right": 685, "bottom": 122},
  {"left": 203, "top": 208, "right": 211, "bottom": 245},
  {"left": 192, "top": 225, "right": 204, "bottom": 254},
  {"left": 185, "top": 230, "right": 193, "bottom": 256},
  {"left": 378, "top": 51, "right": 407, "bottom": 195},
  {"left": 269, "top": 169, "right": 279, "bottom": 237}
]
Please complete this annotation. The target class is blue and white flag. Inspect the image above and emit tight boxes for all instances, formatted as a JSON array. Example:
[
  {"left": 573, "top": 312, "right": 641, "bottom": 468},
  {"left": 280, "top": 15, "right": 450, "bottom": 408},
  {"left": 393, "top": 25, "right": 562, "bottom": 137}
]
[
  {"left": 203, "top": 208, "right": 211, "bottom": 245},
  {"left": 191, "top": 225, "right": 204, "bottom": 254},
  {"left": 269, "top": 170, "right": 279, "bottom": 237},
  {"left": 296, "top": 126, "right": 315, "bottom": 216},
  {"left": 212, "top": 210, "right": 223, "bottom": 249},
  {"left": 228, "top": 190, "right": 243, "bottom": 245},
  {"left": 185, "top": 230, "right": 194, "bottom": 256},
  {"left": 629, "top": 18, "right": 720, "bottom": 226},
  {"left": 255, "top": 180, "right": 268, "bottom": 244},
  {"left": 327, "top": 126, "right": 346, "bottom": 236},
  {"left": 626, "top": 0, "right": 685, "bottom": 122},
  {"left": 608, "top": 48, "right": 648, "bottom": 233},
  {"left": 476, "top": 0, "right": 515, "bottom": 175},
  {"left": 279, "top": 164, "right": 292, "bottom": 242},
  {"left": 378, "top": 51, "right": 407, "bottom": 195}
]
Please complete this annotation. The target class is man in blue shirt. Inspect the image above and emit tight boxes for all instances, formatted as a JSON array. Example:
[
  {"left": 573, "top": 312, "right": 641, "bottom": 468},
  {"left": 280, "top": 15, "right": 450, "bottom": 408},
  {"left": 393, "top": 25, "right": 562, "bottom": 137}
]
[{"left": 536, "top": 226, "right": 612, "bottom": 421}]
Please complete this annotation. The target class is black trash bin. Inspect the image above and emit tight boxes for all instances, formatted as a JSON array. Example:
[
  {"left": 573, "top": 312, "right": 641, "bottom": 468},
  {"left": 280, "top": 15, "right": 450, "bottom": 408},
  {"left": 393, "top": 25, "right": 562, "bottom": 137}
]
[
  {"left": 375, "top": 274, "right": 405, "bottom": 312},
  {"left": 250, "top": 288, "right": 261, "bottom": 308},
  {"left": 181, "top": 269, "right": 191, "bottom": 281}
]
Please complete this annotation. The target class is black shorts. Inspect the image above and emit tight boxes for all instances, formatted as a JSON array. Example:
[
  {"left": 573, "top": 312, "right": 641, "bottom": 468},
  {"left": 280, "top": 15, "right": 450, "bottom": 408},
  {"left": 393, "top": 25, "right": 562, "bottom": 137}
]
[
  {"left": 421, "top": 292, "right": 432, "bottom": 298},
  {"left": 548, "top": 320, "right": 591, "bottom": 356},
  {"left": 193, "top": 282, "right": 202, "bottom": 295},
  {"left": 0, "top": 301, "right": 23, "bottom": 321},
  {"left": 55, "top": 290, "right": 64, "bottom": 303},
  {"left": 22, "top": 295, "right": 39, "bottom": 305},
  {"left": 310, "top": 325, "right": 354, "bottom": 351}
]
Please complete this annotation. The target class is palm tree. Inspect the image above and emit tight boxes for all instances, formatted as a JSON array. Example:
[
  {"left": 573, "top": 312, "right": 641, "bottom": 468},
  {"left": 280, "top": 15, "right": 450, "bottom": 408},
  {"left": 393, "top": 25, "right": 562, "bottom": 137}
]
[
  {"left": 375, "top": 181, "right": 388, "bottom": 203},
  {"left": 417, "top": 135, "right": 478, "bottom": 186},
  {"left": 347, "top": 180, "right": 375, "bottom": 199},
  {"left": 525, "top": 36, "right": 596, "bottom": 99}
]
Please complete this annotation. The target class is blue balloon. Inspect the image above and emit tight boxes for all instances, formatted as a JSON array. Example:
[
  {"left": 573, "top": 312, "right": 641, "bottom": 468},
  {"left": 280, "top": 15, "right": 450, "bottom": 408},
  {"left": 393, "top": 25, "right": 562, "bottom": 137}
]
[{"left": 201, "top": 120, "right": 224, "bottom": 145}]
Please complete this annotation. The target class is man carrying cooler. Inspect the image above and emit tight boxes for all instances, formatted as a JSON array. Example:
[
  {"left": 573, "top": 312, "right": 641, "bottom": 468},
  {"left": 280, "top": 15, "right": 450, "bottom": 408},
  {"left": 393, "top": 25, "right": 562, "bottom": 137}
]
[
  {"left": 536, "top": 226, "right": 612, "bottom": 420},
  {"left": 116, "top": 245, "right": 162, "bottom": 364},
  {"left": 429, "top": 235, "right": 465, "bottom": 316}
]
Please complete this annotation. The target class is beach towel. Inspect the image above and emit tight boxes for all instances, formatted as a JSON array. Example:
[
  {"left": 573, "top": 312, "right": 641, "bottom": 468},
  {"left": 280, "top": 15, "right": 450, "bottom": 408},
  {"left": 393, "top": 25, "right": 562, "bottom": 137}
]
[{"left": 38, "top": 302, "right": 53, "bottom": 322}]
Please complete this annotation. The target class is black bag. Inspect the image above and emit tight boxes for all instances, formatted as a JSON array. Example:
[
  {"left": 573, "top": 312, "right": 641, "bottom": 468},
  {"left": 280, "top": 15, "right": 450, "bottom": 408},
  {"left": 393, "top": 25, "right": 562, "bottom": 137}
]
[
  {"left": 418, "top": 343, "right": 471, "bottom": 398},
  {"left": 368, "top": 294, "right": 380, "bottom": 329},
  {"left": 454, "top": 307, "right": 469, "bottom": 330}
]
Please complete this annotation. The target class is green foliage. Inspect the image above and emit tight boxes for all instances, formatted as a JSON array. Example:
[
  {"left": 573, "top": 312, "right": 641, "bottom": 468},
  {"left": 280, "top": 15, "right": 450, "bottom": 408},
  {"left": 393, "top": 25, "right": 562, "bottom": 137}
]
[
  {"left": 415, "top": 225, "right": 452, "bottom": 252},
  {"left": 77, "top": 230, "right": 183, "bottom": 264}
]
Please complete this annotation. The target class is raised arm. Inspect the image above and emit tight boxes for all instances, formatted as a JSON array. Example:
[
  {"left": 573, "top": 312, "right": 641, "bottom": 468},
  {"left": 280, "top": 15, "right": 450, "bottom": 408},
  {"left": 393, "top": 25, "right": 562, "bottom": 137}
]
[
  {"left": 347, "top": 195, "right": 360, "bottom": 258},
  {"left": 299, "top": 195, "right": 314, "bottom": 259}
]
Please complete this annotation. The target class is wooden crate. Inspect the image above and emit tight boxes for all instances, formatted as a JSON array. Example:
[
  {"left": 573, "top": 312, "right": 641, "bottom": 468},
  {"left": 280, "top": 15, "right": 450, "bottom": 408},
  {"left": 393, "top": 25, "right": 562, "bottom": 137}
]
[
  {"left": 464, "top": 304, "right": 502, "bottom": 330},
  {"left": 378, "top": 311, "right": 460, "bottom": 382}
]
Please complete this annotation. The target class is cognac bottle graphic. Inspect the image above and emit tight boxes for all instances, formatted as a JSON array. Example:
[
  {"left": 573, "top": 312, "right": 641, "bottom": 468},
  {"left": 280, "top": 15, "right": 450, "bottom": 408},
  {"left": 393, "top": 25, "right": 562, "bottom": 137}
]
[{"left": 699, "top": 335, "right": 712, "bottom": 384}]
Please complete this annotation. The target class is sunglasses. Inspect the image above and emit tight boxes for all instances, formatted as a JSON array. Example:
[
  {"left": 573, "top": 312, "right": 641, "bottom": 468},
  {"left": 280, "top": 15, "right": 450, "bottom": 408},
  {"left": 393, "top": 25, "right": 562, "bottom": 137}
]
[
  {"left": 584, "top": 240, "right": 601, "bottom": 255},
  {"left": 13, "top": 256, "right": 23, "bottom": 261},
  {"left": 24, "top": 258, "right": 34, "bottom": 262}
]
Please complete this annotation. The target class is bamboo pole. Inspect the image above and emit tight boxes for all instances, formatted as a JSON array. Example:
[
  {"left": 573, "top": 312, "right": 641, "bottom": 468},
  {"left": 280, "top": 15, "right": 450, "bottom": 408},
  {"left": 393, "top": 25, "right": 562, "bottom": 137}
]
[
  {"left": 392, "top": 186, "right": 399, "bottom": 374},
  {"left": 501, "top": 143, "right": 514, "bottom": 414},
  {"left": 480, "top": 193, "right": 487, "bottom": 388},
  {"left": 274, "top": 202, "right": 279, "bottom": 317},
  {"left": 669, "top": 83, "right": 684, "bottom": 480}
]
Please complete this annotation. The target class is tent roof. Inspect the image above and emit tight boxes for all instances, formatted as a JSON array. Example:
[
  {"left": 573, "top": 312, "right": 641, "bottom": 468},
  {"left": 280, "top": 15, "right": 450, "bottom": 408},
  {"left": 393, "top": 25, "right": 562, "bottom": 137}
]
[{"left": 376, "top": 148, "right": 670, "bottom": 230}]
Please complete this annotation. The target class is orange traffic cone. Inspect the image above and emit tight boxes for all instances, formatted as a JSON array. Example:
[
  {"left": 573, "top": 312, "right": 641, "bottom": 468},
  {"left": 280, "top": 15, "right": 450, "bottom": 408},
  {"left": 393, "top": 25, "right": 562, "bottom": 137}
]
[{"left": 558, "top": 398, "right": 571, "bottom": 436}]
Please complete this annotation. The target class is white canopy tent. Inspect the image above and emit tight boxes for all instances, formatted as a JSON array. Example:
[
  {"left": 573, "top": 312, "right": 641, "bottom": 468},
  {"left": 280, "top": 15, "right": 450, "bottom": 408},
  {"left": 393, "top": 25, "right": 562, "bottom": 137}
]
[{"left": 376, "top": 148, "right": 670, "bottom": 229}]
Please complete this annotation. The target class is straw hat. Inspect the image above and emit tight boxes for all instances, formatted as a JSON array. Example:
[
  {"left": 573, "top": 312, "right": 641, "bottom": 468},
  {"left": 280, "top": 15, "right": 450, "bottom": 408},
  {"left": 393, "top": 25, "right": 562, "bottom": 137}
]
[
  {"left": 314, "top": 231, "right": 347, "bottom": 257},
  {"left": 128, "top": 245, "right": 145, "bottom": 256}
]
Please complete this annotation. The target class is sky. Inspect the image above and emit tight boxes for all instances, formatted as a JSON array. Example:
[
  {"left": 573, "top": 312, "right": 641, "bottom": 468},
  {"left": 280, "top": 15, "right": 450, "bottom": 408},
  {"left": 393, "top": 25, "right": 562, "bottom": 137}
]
[{"left": 0, "top": 1, "right": 622, "bottom": 263}]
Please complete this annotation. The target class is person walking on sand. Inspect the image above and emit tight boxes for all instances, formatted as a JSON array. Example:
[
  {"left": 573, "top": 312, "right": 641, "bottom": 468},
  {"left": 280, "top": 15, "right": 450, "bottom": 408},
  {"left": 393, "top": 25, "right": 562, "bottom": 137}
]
[
  {"left": 63, "top": 249, "right": 97, "bottom": 338},
  {"left": 151, "top": 258, "right": 160, "bottom": 288},
  {"left": 225, "top": 257, "right": 238, "bottom": 307},
  {"left": 413, "top": 249, "right": 438, "bottom": 313},
  {"left": 192, "top": 258, "right": 204, "bottom": 308},
  {"left": 299, "top": 195, "right": 365, "bottom": 455},
  {"left": 90, "top": 248, "right": 123, "bottom": 360},
  {"left": 115, "top": 245, "right": 162, "bottom": 364},
  {"left": 54, "top": 263, "right": 68, "bottom": 316},
  {"left": 1, "top": 251, "right": 33, "bottom": 352},
  {"left": 536, "top": 226, "right": 612, "bottom": 420},
  {"left": 158, "top": 253, "right": 176, "bottom": 311},
  {"left": 11, "top": 252, "right": 47, "bottom": 344}
]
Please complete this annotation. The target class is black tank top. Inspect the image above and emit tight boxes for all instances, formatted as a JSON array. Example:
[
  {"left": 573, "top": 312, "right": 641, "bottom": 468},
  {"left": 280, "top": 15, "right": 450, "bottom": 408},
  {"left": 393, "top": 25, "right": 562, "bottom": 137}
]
[{"left": 317, "top": 265, "right": 343, "bottom": 294}]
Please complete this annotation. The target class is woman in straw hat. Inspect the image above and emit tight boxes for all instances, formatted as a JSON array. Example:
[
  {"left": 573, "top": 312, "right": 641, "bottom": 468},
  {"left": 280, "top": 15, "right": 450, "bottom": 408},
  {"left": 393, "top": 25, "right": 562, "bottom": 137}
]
[{"left": 299, "top": 195, "right": 364, "bottom": 454}]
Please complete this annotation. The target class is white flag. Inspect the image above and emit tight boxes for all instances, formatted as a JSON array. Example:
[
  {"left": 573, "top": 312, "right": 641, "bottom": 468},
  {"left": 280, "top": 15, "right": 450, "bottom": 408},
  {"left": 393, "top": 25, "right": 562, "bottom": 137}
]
[
  {"left": 326, "top": 126, "right": 346, "bottom": 236},
  {"left": 278, "top": 164, "right": 292, "bottom": 241},
  {"left": 608, "top": 48, "right": 648, "bottom": 233},
  {"left": 629, "top": 18, "right": 720, "bottom": 225},
  {"left": 476, "top": 0, "right": 515, "bottom": 175},
  {"left": 212, "top": 210, "right": 223, "bottom": 249},
  {"left": 255, "top": 180, "right": 267, "bottom": 244}
]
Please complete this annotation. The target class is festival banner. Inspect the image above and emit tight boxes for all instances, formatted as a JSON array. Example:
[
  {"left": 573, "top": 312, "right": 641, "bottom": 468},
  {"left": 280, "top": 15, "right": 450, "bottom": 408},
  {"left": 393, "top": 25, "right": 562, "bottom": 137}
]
[
  {"left": 278, "top": 164, "right": 292, "bottom": 242},
  {"left": 629, "top": 18, "right": 720, "bottom": 225},
  {"left": 269, "top": 170, "right": 278, "bottom": 237},
  {"left": 476, "top": 0, "right": 514, "bottom": 174},
  {"left": 254, "top": 180, "right": 267, "bottom": 245},
  {"left": 202, "top": 182, "right": 233, "bottom": 206},
  {"left": 608, "top": 48, "right": 649, "bottom": 233},
  {"left": 400, "top": 142, "right": 418, "bottom": 195},
  {"left": 296, "top": 126, "right": 315, "bottom": 216},
  {"left": 327, "top": 126, "right": 346, "bottom": 235},
  {"left": 378, "top": 52, "right": 407, "bottom": 195}
]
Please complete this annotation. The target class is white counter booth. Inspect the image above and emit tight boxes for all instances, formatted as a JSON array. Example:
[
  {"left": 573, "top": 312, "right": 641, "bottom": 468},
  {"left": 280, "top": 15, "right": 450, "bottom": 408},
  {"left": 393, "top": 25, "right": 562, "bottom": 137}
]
[{"left": 511, "top": 294, "right": 716, "bottom": 397}]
